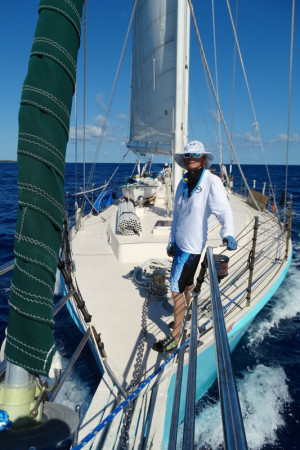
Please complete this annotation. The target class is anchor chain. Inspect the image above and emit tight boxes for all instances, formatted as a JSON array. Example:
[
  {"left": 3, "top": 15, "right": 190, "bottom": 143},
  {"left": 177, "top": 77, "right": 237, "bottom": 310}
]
[
  {"left": 119, "top": 264, "right": 170, "bottom": 447},
  {"left": 120, "top": 296, "right": 149, "bottom": 449}
]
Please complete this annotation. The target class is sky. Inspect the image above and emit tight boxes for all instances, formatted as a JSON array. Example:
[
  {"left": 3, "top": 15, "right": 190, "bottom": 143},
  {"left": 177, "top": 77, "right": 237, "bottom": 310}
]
[{"left": 0, "top": 0, "right": 299, "bottom": 166}]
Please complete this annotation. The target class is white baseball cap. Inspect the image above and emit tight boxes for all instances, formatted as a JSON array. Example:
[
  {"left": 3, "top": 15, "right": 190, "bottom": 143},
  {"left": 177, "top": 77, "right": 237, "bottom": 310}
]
[{"left": 174, "top": 141, "right": 214, "bottom": 169}]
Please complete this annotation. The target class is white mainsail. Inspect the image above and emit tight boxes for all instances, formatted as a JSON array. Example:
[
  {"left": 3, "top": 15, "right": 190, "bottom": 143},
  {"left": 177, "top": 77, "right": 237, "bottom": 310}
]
[{"left": 128, "top": 0, "right": 177, "bottom": 154}]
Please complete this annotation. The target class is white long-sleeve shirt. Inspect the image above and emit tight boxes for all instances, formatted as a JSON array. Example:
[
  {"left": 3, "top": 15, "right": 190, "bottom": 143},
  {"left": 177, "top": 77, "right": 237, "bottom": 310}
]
[{"left": 170, "top": 169, "right": 234, "bottom": 254}]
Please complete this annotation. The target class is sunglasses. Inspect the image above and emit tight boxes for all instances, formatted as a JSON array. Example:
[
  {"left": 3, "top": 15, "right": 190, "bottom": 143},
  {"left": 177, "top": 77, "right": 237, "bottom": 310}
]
[{"left": 183, "top": 153, "right": 202, "bottom": 159}]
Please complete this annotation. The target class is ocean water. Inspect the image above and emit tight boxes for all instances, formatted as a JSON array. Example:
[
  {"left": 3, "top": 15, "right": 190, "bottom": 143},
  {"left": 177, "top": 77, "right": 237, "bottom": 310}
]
[{"left": 0, "top": 162, "right": 299, "bottom": 449}]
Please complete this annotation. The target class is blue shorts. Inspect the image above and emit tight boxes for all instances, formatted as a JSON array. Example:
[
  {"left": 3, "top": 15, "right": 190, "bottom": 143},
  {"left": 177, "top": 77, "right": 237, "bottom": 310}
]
[{"left": 169, "top": 243, "right": 201, "bottom": 293}]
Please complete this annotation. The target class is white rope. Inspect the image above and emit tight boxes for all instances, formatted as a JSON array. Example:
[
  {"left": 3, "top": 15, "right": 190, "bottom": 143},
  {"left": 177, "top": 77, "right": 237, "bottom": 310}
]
[{"left": 187, "top": 0, "right": 261, "bottom": 212}]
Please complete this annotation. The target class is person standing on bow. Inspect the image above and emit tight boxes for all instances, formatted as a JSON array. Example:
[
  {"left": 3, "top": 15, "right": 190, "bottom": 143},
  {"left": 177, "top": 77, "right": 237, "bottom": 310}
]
[{"left": 152, "top": 141, "right": 237, "bottom": 353}]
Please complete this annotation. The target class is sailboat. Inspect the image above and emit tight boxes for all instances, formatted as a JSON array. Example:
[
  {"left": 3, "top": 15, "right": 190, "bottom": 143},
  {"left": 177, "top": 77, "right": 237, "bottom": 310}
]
[{"left": 0, "top": 0, "right": 295, "bottom": 448}]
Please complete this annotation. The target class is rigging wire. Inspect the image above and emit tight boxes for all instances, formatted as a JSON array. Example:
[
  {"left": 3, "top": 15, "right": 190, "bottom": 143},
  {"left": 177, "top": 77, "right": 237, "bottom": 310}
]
[
  {"left": 211, "top": 0, "right": 222, "bottom": 163},
  {"left": 283, "top": 0, "right": 295, "bottom": 224},
  {"left": 187, "top": 0, "right": 261, "bottom": 212},
  {"left": 195, "top": 40, "right": 221, "bottom": 155},
  {"left": 225, "top": 0, "right": 277, "bottom": 209},
  {"left": 75, "top": 83, "right": 78, "bottom": 197},
  {"left": 189, "top": 75, "right": 218, "bottom": 153},
  {"left": 230, "top": 0, "right": 239, "bottom": 166},
  {"left": 83, "top": 0, "right": 139, "bottom": 207},
  {"left": 83, "top": 0, "right": 87, "bottom": 196}
]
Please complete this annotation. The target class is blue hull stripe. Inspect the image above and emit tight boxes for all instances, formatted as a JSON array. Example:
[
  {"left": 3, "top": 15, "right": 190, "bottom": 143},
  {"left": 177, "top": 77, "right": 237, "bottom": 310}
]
[{"left": 162, "top": 248, "right": 292, "bottom": 448}]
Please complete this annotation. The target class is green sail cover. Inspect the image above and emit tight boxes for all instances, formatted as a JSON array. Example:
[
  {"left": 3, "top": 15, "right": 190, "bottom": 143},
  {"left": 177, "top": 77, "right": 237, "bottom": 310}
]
[{"left": 5, "top": 0, "right": 84, "bottom": 376}]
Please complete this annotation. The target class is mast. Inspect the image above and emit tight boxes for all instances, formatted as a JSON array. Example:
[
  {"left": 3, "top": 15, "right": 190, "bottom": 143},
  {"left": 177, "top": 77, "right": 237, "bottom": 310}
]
[{"left": 173, "top": 0, "right": 190, "bottom": 192}]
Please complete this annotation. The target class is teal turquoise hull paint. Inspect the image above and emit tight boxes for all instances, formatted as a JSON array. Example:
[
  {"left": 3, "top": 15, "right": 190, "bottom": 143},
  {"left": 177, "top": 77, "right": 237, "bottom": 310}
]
[
  {"left": 59, "top": 274, "right": 105, "bottom": 375},
  {"left": 162, "top": 249, "right": 292, "bottom": 448}
]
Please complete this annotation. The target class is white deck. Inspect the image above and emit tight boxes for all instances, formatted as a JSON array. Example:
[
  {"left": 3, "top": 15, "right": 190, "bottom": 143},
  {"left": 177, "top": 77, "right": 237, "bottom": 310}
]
[
  {"left": 70, "top": 189, "right": 291, "bottom": 447},
  {"left": 71, "top": 191, "right": 248, "bottom": 382}
]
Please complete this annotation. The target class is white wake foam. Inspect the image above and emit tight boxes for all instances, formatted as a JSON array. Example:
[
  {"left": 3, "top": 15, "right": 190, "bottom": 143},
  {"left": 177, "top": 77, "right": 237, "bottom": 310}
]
[
  {"left": 53, "top": 356, "right": 94, "bottom": 420},
  {"left": 247, "top": 257, "right": 300, "bottom": 347},
  {"left": 191, "top": 251, "right": 299, "bottom": 448},
  {"left": 193, "top": 365, "right": 291, "bottom": 449}
]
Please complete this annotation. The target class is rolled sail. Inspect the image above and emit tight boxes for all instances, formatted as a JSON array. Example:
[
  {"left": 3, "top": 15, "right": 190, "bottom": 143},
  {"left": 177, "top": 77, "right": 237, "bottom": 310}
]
[
  {"left": 5, "top": 0, "right": 84, "bottom": 376},
  {"left": 128, "top": 0, "right": 177, "bottom": 155}
]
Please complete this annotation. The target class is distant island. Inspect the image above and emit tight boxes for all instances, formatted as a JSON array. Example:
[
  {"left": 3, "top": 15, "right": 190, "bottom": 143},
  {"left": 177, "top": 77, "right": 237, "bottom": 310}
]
[{"left": 0, "top": 160, "right": 17, "bottom": 163}]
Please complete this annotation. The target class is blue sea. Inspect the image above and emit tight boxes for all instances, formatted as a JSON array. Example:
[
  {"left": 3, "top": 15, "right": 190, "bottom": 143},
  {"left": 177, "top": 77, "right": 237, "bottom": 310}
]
[{"left": 0, "top": 162, "right": 299, "bottom": 449}]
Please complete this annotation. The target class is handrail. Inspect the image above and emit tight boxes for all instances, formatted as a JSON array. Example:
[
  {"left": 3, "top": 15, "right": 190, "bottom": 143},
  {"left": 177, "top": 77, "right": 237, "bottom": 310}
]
[
  {"left": 207, "top": 246, "right": 248, "bottom": 450},
  {"left": 0, "top": 259, "right": 14, "bottom": 276},
  {"left": 168, "top": 333, "right": 186, "bottom": 449},
  {"left": 182, "top": 296, "right": 198, "bottom": 448}
]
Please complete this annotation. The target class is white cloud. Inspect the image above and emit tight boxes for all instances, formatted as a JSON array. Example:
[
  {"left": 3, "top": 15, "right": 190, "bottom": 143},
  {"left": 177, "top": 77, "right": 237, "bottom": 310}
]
[
  {"left": 116, "top": 113, "right": 128, "bottom": 121},
  {"left": 96, "top": 93, "right": 106, "bottom": 110},
  {"left": 69, "top": 124, "right": 102, "bottom": 141},
  {"left": 270, "top": 133, "right": 300, "bottom": 145},
  {"left": 232, "top": 131, "right": 260, "bottom": 147},
  {"left": 230, "top": 131, "right": 300, "bottom": 148},
  {"left": 209, "top": 108, "right": 221, "bottom": 124},
  {"left": 93, "top": 114, "right": 106, "bottom": 125}
]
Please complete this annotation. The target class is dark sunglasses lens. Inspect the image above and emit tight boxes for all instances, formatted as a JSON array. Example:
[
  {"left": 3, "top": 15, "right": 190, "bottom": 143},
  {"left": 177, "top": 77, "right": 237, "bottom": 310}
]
[{"left": 183, "top": 153, "right": 202, "bottom": 159}]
